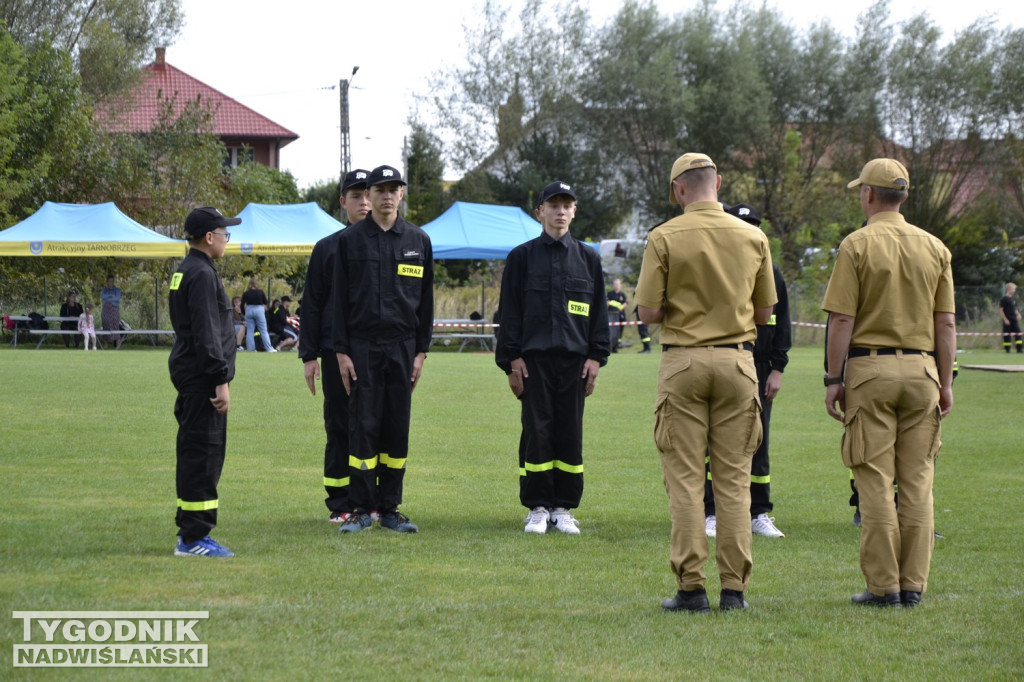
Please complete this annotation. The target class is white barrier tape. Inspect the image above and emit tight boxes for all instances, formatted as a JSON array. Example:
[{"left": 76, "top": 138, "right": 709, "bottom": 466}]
[{"left": 433, "top": 320, "right": 1012, "bottom": 337}]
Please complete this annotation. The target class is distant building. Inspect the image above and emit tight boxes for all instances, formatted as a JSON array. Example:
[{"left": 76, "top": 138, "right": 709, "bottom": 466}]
[{"left": 97, "top": 47, "right": 298, "bottom": 170}]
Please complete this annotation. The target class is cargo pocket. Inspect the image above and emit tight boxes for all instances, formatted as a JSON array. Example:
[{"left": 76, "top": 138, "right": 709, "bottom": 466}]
[
  {"left": 653, "top": 356, "right": 691, "bottom": 453},
  {"left": 737, "top": 356, "right": 762, "bottom": 411},
  {"left": 840, "top": 406, "right": 863, "bottom": 468}
]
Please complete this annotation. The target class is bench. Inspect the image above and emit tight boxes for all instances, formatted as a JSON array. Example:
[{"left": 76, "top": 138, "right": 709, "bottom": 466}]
[
  {"left": 4, "top": 315, "right": 78, "bottom": 347},
  {"left": 432, "top": 319, "right": 496, "bottom": 352},
  {"left": 28, "top": 328, "right": 175, "bottom": 349}
]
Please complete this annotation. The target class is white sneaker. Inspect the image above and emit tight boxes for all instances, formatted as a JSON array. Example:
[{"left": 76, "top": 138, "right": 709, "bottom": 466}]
[
  {"left": 524, "top": 507, "right": 549, "bottom": 534},
  {"left": 267, "top": 348, "right": 278, "bottom": 353},
  {"left": 752, "top": 513, "right": 785, "bottom": 538},
  {"left": 705, "top": 515, "right": 717, "bottom": 538},
  {"left": 549, "top": 507, "right": 580, "bottom": 535}
]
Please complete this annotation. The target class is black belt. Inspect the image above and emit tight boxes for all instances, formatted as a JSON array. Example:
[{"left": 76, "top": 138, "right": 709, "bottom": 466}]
[
  {"left": 848, "top": 347, "right": 933, "bottom": 357},
  {"left": 663, "top": 342, "right": 753, "bottom": 351}
]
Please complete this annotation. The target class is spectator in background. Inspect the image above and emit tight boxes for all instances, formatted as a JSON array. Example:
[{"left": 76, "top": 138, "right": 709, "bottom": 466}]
[
  {"left": 60, "top": 290, "right": 84, "bottom": 348},
  {"left": 100, "top": 274, "right": 122, "bottom": 349},
  {"left": 78, "top": 303, "right": 98, "bottom": 351},
  {"left": 231, "top": 296, "right": 245, "bottom": 349},
  {"left": 270, "top": 296, "right": 299, "bottom": 351},
  {"left": 241, "top": 277, "right": 276, "bottom": 352}
]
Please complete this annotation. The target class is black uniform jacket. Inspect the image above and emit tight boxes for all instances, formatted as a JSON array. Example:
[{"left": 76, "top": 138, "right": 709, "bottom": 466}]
[
  {"left": 331, "top": 213, "right": 434, "bottom": 355},
  {"left": 496, "top": 231, "right": 611, "bottom": 374},
  {"left": 299, "top": 228, "right": 344, "bottom": 363},
  {"left": 168, "top": 248, "right": 236, "bottom": 392},
  {"left": 753, "top": 265, "right": 791, "bottom": 372}
]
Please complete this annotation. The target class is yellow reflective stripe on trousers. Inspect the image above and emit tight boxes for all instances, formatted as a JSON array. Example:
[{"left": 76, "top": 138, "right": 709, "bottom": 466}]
[
  {"left": 177, "top": 498, "right": 218, "bottom": 511},
  {"left": 750, "top": 474, "right": 770, "bottom": 484},
  {"left": 521, "top": 460, "right": 583, "bottom": 475},
  {"left": 323, "top": 476, "right": 349, "bottom": 487},
  {"left": 379, "top": 453, "right": 406, "bottom": 470},
  {"left": 554, "top": 460, "right": 584, "bottom": 474},
  {"left": 349, "top": 454, "right": 378, "bottom": 471}
]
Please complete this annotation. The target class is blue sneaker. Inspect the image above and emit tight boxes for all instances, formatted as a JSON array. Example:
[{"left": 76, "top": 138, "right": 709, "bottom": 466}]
[
  {"left": 174, "top": 536, "right": 234, "bottom": 557},
  {"left": 380, "top": 510, "right": 418, "bottom": 533},
  {"left": 338, "top": 512, "right": 374, "bottom": 533}
]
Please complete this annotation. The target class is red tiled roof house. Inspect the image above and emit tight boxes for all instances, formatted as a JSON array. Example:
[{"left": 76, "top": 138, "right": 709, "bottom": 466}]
[{"left": 98, "top": 47, "right": 298, "bottom": 169}]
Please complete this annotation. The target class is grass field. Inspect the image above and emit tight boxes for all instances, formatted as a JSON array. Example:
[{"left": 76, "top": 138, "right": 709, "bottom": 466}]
[{"left": 1, "top": 344, "right": 1022, "bottom": 680}]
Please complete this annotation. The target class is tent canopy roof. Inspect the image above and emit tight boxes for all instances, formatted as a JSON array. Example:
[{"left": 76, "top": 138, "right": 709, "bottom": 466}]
[
  {"left": 0, "top": 201, "right": 186, "bottom": 257},
  {"left": 421, "top": 202, "right": 542, "bottom": 260},
  {"left": 228, "top": 202, "right": 345, "bottom": 255}
]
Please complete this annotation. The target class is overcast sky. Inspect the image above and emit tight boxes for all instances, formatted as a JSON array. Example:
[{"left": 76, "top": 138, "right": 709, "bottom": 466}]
[{"left": 167, "top": 0, "right": 1024, "bottom": 190}]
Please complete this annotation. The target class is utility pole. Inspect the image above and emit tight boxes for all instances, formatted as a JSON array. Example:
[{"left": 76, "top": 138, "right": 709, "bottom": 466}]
[{"left": 339, "top": 66, "right": 359, "bottom": 184}]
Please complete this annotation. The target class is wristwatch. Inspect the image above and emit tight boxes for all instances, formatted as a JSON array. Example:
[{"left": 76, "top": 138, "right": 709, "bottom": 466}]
[{"left": 823, "top": 374, "right": 844, "bottom": 387}]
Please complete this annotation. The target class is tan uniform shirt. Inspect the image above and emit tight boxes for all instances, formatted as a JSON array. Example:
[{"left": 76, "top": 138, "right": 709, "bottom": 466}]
[
  {"left": 822, "top": 212, "right": 954, "bottom": 349},
  {"left": 635, "top": 201, "right": 777, "bottom": 346}
]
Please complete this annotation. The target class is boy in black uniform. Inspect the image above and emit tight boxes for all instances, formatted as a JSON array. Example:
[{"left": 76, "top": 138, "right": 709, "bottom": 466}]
[
  {"left": 169, "top": 206, "right": 240, "bottom": 557},
  {"left": 496, "top": 181, "right": 611, "bottom": 534},
  {"left": 300, "top": 169, "right": 371, "bottom": 524},
  {"left": 1000, "top": 282, "right": 1022, "bottom": 353},
  {"left": 332, "top": 165, "right": 434, "bottom": 534}
]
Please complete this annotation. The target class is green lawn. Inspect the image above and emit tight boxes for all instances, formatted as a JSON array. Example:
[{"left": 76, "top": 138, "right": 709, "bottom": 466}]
[{"left": 1, "top": 345, "right": 1022, "bottom": 680}]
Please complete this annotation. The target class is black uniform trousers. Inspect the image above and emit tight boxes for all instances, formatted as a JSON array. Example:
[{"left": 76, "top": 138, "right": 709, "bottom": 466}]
[
  {"left": 175, "top": 391, "right": 226, "bottom": 541},
  {"left": 518, "top": 353, "right": 587, "bottom": 510},
  {"left": 1002, "top": 320, "right": 1023, "bottom": 352},
  {"left": 704, "top": 360, "right": 773, "bottom": 517},
  {"left": 346, "top": 336, "right": 415, "bottom": 513},
  {"left": 321, "top": 351, "right": 350, "bottom": 512}
]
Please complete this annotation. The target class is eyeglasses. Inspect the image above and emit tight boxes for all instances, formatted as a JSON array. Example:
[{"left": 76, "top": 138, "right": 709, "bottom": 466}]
[{"left": 211, "top": 231, "right": 231, "bottom": 242}]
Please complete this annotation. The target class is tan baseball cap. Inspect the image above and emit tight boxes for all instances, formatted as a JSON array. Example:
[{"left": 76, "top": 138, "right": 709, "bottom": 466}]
[
  {"left": 847, "top": 158, "right": 910, "bottom": 190},
  {"left": 669, "top": 153, "right": 717, "bottom": 205}
]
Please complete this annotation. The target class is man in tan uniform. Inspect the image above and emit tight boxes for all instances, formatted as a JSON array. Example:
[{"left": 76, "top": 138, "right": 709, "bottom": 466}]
[
  {"left": 636, "top": 153, "right": 776, "bottom": 613},
  {"left": 823, "top": 158, "right": 956, "bottom": 608}
]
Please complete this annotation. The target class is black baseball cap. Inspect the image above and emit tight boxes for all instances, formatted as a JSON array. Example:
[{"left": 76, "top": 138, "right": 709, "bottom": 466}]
[
  {"left": 367, "top": 165, "right": 406, "bottom": 188},
  {"left": 341, "top": 168, "right": 370, "bottom": 193},
  {"left": 724, "top": 203, "right": 762, "bottom": 227},
  {"left": 538, "top": 181, "right": 577, "bottom": 207},
  {"left": 184, "top": 206, "right": 240, "bottom": 238}
]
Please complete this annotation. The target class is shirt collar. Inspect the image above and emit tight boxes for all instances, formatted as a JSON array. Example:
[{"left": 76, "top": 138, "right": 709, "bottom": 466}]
[
  {"left": 540, "top": 230, "right": 573, "bottom": 249},
  {"left": 682, "top": 200, "right": 725, "bottom": 214}
]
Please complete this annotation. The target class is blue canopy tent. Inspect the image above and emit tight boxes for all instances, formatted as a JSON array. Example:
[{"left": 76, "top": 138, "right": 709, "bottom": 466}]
[
  {"left": 228, "top": 202, "right": 345, "bottom": 256},
  {"left": 0, "top": 201, "right": 187, "bottom": 257},
  {"left": 421, "top": 202, "right": 542, "bottom": 259},
  {"left": 420, "top": 201, "right": 600, "bottom": 259}
]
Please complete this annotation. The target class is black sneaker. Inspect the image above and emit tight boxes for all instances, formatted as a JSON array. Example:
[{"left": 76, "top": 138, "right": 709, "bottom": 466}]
[
  {"left": 851, "top": 590, "right": 901, "bottom": 607},
  {"left": 380, "top": 510, "right": 418, "bottom": 533},
  {"left": 719, "top": 589, "right": 749, "bottom": 611},
  {"left": 661, "top": 588, "right": 710, "bottom": 613}
]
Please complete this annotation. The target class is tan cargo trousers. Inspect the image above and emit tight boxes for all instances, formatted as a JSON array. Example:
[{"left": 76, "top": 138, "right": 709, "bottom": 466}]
[
  {"left": 843, "top": 351, "right": 942, "bottom": 596},
  {"left": 654, "top": 346, "right": 762, "bottom": 592}
]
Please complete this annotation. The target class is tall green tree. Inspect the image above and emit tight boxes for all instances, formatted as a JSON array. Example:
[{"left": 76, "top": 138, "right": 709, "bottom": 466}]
[
  {"left": 1, "top": 0, "right": 182, "bottom": 98},
  {"left": 0, "top": 29, "right": 93, "bottom": 226},
  {"left": 404, "top": 121, "right": 446, "bottom": 225},
  {"left": 302, "top": 179, "right": 343, "bottom": 221}
]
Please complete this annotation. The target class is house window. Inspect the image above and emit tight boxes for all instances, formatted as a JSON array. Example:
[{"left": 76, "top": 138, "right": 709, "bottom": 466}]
[{"left": 224, "top": 146, "right": 255, "bottom": 167}]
